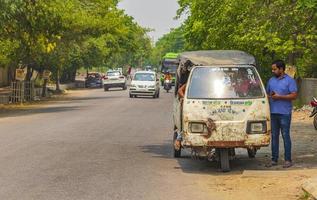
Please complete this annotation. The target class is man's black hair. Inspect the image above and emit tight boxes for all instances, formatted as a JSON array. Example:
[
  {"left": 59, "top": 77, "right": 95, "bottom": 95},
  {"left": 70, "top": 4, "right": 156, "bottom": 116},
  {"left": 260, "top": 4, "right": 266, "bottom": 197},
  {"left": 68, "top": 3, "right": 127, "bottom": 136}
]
[{"left": 272, "top": 60, "right": 286, "bottom": 71}]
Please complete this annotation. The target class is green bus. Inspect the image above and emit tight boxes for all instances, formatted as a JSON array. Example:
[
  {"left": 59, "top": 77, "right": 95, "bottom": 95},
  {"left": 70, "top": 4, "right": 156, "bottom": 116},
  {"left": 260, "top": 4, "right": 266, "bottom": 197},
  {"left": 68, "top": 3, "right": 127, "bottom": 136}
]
[{"left": 160, "top": 52, "right": 179, "bottom": 86}]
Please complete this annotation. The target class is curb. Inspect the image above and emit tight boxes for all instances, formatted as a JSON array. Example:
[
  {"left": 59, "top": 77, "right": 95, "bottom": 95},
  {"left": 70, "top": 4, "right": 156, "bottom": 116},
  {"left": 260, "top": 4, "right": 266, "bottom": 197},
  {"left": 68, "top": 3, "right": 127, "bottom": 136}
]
[{"left": 303, "top": 177, "right": 317, "bottom": 199}]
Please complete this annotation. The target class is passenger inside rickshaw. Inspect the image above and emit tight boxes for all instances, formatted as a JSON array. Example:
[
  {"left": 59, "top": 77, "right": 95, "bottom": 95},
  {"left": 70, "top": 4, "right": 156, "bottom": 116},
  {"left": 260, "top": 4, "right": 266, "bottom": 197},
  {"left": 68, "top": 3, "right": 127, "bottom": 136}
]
[
  {"left": 233, "top": 68, "right": 262, "bottom": 97},
  {"left": 177, "top": 60, "right": 192, "bottom": 99}
]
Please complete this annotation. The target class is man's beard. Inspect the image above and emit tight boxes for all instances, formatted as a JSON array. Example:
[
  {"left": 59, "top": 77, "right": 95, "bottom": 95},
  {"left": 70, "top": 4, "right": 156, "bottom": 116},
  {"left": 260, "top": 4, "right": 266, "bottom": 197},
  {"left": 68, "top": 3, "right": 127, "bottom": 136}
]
[{"left": 274, "top": 73, "right": 281, "bottom": 78}]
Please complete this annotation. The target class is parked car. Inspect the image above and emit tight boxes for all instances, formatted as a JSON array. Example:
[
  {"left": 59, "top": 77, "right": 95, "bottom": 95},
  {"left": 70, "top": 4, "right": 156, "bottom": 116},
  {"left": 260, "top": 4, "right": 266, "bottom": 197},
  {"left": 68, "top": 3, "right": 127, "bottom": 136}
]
[
  {"left": 85, "top": 72, "right": 103, "bottom": 88},
  {"left": 103, "top": 70, "right": 127, "bottom": 91},
  {"left": 129, "top": 71, "right": 160, "bottom": 98}
]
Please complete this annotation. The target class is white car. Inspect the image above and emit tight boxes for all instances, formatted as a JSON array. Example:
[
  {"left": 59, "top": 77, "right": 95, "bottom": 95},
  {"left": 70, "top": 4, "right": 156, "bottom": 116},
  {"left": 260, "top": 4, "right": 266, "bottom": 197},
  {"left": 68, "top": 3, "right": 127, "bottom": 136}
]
[
  {"left": 103, "top": 71, "right": 127, "bottom": 91},
  {"left": 129, "top": 71, "right": 160, "bottom": 98}
]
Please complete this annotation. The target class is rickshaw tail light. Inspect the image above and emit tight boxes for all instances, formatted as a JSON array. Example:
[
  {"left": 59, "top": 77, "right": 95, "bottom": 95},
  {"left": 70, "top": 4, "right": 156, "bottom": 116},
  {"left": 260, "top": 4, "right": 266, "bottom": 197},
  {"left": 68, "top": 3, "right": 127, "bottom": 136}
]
[
  {"left": 189, "top": 122, "right": 208, "bottom": 134},
  {"left": 247, "top": 121, "right": 267, "bottom": 134}
]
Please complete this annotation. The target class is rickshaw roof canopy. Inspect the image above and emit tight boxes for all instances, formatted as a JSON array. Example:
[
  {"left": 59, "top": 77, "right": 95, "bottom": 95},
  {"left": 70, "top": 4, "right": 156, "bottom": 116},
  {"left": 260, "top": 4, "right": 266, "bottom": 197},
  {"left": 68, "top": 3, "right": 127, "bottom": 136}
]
[{"left": 179, "top": 50, "right": 256, "bottom": 66}]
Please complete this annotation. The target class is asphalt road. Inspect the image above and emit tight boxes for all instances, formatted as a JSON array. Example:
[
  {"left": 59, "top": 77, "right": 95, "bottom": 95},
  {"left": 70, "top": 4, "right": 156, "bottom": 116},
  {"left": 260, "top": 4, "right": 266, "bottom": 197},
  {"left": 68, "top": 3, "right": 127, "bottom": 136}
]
[
  {"left": 0, "top": 88, "right": 224, "bottom": 200},
  {"left": 0, "top": 88, "right": 314, "bottom": 200}
]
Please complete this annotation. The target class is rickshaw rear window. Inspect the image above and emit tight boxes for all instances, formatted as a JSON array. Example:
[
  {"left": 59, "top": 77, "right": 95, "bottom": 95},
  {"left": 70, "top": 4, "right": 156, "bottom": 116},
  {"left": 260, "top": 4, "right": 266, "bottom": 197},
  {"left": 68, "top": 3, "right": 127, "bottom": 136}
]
[{"left": 187, "top": 67, "right": 265, "bottom": 99}]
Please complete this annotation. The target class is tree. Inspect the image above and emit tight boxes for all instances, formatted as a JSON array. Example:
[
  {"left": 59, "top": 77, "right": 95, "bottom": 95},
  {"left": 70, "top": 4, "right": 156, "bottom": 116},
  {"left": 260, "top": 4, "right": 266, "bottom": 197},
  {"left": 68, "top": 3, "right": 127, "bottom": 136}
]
[
  {"left": 0, "top": 0, "right": 153, "bottom": 91},
  {"left": 177, "top": 0, "right": 317, "bottom": 79},
  {"left": 150, "top": 27, "right": 185, "bottom": 68}
]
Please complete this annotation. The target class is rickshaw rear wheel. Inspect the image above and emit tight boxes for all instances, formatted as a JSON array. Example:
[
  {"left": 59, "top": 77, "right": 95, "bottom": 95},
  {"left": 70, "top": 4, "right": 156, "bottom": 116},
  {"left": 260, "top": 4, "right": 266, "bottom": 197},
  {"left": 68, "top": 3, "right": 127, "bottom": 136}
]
[
  {"left": 218, "top": 148, "right": 230, "bottom": 172},
  {"left": 173, "top": 132, "right": 181, "bottom": 158},
  {"left": 174, "top": 148, "right": 181, "bottom": 158}
]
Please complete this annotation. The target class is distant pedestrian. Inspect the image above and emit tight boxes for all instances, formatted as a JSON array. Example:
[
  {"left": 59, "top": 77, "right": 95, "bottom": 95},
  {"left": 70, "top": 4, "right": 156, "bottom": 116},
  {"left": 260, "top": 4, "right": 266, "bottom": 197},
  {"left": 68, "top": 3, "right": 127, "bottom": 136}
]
[
  {"left": 127, "top": 65, "right": 132, "bottom": 80},
  {"left": 266, "top": 60, "right": 298, "bottom": 168}
]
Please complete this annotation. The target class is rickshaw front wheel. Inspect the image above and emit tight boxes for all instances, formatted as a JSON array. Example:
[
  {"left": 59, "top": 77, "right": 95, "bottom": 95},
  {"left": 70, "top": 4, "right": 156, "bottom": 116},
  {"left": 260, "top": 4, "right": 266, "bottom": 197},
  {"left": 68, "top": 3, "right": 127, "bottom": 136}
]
[
  {"left": 247, "top": 148, "right": 257, "bottom": 158},
  {"left": 218, "top": 148, "right": 230, "bottom": 172},
  {"left": 173, "top": 132, "right": 181, "bottom": 158}
]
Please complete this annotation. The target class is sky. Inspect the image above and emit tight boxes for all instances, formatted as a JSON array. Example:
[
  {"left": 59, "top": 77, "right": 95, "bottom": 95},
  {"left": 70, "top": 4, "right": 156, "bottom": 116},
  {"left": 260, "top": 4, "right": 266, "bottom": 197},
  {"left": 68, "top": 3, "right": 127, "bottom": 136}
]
[{"left": 118, "top": 0, "right": 183, "bottom": 42}]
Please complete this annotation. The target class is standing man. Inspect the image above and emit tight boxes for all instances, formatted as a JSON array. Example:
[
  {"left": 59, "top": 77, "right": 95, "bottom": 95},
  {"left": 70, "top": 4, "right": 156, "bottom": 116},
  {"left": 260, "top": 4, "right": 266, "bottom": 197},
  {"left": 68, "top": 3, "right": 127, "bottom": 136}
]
[
  {"left": 266, "top": 60, "right": 298, "bottom": 168},
  {"left": 127, "top": 65, "right": 132, "bottom": 80}
]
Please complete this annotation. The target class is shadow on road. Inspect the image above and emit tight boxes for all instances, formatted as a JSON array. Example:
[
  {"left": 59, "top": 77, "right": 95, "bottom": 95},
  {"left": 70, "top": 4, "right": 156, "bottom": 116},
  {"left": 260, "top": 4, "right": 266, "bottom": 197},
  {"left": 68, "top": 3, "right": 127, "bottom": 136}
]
[
  {"left": 139, "top": 142, "right": 225, "bottom": 175},
  {"left": 139, "top": 140, "right": 317, "bottom": 175},
  {"left": 131, "top": 96, "right": 158, "bottom": 99},
  {"left": 0, "top": 106, "right": 85, "bottom": 118},
  {"left": 70, "top": 96, "right": 122, "bottom": 101},
  {"left": 0, "top": 89, "right": 124, "bottom": 118}
]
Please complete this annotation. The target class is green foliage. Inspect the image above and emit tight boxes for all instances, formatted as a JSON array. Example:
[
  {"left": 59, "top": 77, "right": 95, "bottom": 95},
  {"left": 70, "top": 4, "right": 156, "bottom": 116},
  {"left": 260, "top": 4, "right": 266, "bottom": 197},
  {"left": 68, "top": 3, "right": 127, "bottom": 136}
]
[
  {"left": 0, "top": 0, "right": 152, "bottom": 85},
  {"left": 176, "top": 0, "right": 317, "bottom": 79},
  {"left": 150, "top": 27, "right": 185, "bottom": 68}
]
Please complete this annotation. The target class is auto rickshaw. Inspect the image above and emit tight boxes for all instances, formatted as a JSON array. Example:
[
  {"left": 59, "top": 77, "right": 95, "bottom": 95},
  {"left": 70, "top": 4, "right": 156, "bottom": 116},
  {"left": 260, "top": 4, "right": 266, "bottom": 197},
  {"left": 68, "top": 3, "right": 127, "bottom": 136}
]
[{"left": 172, "top": 50, "right": 271, "bottom": 172}]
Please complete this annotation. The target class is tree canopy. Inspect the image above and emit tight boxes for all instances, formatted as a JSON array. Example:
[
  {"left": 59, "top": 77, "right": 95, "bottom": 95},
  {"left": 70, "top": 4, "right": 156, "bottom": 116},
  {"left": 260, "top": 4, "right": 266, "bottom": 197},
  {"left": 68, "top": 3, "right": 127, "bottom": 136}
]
[
  {"left": 149, "top": 27, "right": 185, "bottom": 69},
  {"left": 173, "top": 0, "right": 317, "bottom": 79},
  {"left": 0, "top": 0, "right": 152, "bottom": 88}
]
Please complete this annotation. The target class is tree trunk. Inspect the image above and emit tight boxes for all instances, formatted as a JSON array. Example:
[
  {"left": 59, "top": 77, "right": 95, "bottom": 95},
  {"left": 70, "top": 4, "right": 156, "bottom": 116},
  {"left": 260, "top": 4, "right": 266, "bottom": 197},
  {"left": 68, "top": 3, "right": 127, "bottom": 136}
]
[
  {"left": 42, "top": 79, "right": 47, "bottom": 97},
  {"left": 71, "top": 70, "right": 77, "bottom": 82},
  {"left": 288, "top": 32, "right": 299, "bottom": 76},
  {"left": 56, "top": 67, "right": 61, "bottom": 91},
  {"left": 8, "top": 66, "right": 14, "bottom": 84},
  {"left": 26, "top": 66, "right": 33, "bottom": 81},
  {"left": 288, "top": 52, "right": 296, "bottom": 66}
]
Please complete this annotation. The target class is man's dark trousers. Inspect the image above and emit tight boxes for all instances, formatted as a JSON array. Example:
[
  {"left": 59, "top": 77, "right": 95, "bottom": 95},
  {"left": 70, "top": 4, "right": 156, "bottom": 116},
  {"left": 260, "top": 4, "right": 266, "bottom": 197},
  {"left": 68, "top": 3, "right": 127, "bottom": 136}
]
[{"left": 271, "top": 113, "right": 292, "bottom": 162}]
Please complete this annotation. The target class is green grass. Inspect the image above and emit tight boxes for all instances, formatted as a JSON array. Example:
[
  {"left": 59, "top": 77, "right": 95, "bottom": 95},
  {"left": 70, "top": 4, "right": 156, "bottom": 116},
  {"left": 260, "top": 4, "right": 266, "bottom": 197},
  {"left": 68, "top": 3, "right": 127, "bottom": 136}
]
[
  {"left": 294, "top": 98, "right": 305, "bottom": 110},
  {"left": 298, "top": 191, "right": 314, "bottom": 200}
]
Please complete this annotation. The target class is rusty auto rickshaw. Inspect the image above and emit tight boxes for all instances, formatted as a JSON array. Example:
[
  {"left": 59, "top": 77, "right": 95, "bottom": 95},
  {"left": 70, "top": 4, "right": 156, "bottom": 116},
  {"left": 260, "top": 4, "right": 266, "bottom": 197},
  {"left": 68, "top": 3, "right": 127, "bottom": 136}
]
[{"left": 173, "top": 50, "right": 271, "bottom": 172}]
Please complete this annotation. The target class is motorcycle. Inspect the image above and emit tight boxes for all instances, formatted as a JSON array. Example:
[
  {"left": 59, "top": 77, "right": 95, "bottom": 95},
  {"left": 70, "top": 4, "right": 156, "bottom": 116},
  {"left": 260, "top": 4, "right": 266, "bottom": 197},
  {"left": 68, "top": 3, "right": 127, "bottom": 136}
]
[
  {"left": 163, "top": 79, "right": 172, "bottom": 93},
  {"left": 310, "top": 97, "right": 317, "bottom": 130}
]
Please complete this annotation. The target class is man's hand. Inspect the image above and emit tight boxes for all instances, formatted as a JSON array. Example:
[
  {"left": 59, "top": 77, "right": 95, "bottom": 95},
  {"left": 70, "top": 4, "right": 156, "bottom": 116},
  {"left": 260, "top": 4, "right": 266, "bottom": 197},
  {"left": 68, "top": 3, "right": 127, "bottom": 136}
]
[
  {"left": 271, "top": 92, "right": 298, "bottom": 101},
  {"left": 271, "top": 92, "right": 282, "bottom": 100}
]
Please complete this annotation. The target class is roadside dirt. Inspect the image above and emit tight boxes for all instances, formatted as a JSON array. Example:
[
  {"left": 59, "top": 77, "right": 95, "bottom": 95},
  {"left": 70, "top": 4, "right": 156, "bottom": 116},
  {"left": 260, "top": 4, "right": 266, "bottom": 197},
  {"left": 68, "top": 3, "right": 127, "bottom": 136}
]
[
  {"left": 0, "top": 89, "right": 91, "bottom": 117},
  {"left": 202, "top": 110, "right": 317, "bottom": 200}
]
